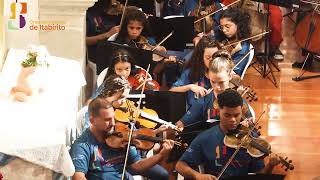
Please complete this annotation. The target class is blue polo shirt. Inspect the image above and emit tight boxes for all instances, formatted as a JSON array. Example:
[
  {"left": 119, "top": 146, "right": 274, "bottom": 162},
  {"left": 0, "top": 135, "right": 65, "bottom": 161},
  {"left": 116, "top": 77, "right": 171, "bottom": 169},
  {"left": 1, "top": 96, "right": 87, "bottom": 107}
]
[
  {"left": 181, "top": 91, "right": 252, "bottom": 127},
  {"left": 70, "top": 129, "right": 141, "bottom": 180},
  {"left": 180, "top": 125, "right": 265, "bottom": 178},
  {"left": 232, "top": 41, "right": 251, "bottom": 76},
  {"left": 172, "top": 68, "right": 211, "bottom": 107}
]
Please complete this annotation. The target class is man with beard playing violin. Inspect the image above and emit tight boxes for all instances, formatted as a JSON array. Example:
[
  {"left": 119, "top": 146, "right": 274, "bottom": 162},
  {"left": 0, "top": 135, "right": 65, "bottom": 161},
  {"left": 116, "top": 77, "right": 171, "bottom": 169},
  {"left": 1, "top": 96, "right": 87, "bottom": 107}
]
[
  {"left": 175, "top": 89, "right": 280, "bottom": 179},
  {"left": 70, "top": 97, "right": 175, "bottom": 180}
]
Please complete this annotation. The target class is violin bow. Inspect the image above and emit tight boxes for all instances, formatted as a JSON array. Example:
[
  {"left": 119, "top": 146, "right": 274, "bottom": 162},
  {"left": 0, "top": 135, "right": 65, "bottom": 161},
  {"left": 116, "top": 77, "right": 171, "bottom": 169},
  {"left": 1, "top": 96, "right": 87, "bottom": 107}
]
[
  {"left": 216, "top": 111, "right": 265, "bottom": 179},
  {"left": 151, "top": 31, "right": 174, "bottom": 51},
  {"left": 121, "top": 65, "right": 150, "bottom": 180},
  {"left": 194, "top": 0, "right": 240, "bottom": 23},
  {"left": 119, "top": 0, "right": 129, "bottom": 28},
  {"left": 223, "top": 31, "right": 270, "bottom": 48}
]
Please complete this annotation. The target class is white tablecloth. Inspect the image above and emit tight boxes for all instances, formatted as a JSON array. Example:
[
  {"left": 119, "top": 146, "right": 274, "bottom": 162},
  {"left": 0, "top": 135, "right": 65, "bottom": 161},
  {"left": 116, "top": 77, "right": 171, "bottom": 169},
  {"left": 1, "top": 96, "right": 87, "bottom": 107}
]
[{"left": 0, "top": 49, "right": 86, "bottom": 176}]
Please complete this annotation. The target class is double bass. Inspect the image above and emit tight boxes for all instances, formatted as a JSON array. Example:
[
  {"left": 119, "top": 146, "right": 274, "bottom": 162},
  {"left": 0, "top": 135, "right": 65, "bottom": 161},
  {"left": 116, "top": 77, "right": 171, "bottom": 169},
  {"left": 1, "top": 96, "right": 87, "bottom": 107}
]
[{"left": 294, "top": 6, "right": 320, "bottom": 54}]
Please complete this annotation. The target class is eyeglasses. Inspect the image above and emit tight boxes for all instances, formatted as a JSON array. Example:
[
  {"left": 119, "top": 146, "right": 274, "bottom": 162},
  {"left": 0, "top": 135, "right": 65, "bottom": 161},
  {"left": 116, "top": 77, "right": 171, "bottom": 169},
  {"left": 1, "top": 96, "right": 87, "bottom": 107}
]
[{"left": 218, "top": 24, "right": 234, "bottom": 31}]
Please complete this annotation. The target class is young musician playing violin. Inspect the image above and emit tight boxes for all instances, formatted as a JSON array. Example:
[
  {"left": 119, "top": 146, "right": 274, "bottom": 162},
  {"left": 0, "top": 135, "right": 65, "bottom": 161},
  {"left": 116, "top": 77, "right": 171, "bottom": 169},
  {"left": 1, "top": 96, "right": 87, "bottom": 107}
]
[
  {"left": 175, "top": 50, "right": 249, "bottom": 129},
  {"left": 86, "top": 0, "right": 120, "bottom": 61},
  {"left": 175, "top": 89, "right": 280, "bottom": 179},
  {"left": 89, "top": 49, "right": 135, "bottom": 107},
  {"left": 115, "top": 8, "right": 176, "bottom": 80},
  {"left": 84, "top": 74, "right": 131, "bottom": 130},
  {"left": 170, "top": 36, "right": 221, "bottom": 107},
  {"left": 217, "top": 8, "right": 252, "bottom": 76},
  {"left": 115, "top": 7, "right": 154, "bottom": 46},
  {"left": 71, "top": 97, "right": 175, "bottom": 180}
]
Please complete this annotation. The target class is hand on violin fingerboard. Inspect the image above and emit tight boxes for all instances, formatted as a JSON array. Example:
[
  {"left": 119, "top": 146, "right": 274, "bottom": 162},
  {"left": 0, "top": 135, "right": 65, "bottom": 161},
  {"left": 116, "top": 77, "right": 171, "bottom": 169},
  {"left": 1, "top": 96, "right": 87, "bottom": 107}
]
[
  {"left": 268, "top": 153, "right": 281, "bottom": 167},
  {"left": 175, "top": 120, "right": 185, "bottom": 129},
  {"left": 154, "top": 124, "right": 173, "bottom": 135},
  {"left": 159, "top": 139, "right": 175, "bottom": 156},
  {"left": 230, "top": 42, "right": 242, "bottom": 55}
]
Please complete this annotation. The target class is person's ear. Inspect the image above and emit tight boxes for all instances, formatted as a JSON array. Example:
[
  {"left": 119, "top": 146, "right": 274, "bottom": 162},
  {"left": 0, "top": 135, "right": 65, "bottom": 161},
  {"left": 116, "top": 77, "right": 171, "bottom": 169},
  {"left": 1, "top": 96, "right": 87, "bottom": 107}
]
[{"left": 89, "top": 116, "right": 94, "bottom": 125}]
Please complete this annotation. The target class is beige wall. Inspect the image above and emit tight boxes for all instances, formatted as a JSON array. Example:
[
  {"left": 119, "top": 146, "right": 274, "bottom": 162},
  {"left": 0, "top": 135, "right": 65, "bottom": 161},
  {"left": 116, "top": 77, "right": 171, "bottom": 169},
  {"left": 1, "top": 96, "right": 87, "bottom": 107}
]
[{"left": 0, "top": 0, "right": 6, "bottom": 70}]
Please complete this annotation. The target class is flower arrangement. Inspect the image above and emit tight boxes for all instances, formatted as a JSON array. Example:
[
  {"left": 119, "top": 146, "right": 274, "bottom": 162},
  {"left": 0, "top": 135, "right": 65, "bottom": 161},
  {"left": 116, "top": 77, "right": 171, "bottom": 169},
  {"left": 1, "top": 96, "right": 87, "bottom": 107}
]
[
  {"left": 11, "top": 45, "right": 50, "bottom": 102},
  {"left": 21, "top": 45, "right": 50, "bottom": 68}
]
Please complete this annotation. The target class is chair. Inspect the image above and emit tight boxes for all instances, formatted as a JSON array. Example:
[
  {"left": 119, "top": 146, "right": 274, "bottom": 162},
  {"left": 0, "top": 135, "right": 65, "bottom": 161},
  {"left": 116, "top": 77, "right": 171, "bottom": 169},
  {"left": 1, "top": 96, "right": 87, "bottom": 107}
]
[
  {"left": 76, "top": 105, "right": 88, "bottom": 137},
  {"left": 96, "top": 65, "right": 153, "bottom": 87},
  {"left": 240, "top": 44, "right": 255, "bottom": 80}
]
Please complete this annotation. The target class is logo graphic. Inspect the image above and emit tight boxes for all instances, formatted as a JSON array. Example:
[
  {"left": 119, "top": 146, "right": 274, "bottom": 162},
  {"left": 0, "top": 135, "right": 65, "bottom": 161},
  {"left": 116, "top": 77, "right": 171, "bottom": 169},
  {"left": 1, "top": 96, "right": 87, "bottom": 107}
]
[{"left": 8, "top": 0, "right": 27, "bottom": 30}]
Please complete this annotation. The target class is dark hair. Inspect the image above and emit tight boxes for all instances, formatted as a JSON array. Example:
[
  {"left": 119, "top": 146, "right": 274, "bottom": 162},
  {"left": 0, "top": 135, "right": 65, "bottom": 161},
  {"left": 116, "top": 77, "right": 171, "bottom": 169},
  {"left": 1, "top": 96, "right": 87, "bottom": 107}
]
[
  {"left": 105, "top": 49, "right": 136, "bottom": 78},
  {"left": 115, "top": 8, "right": 152, "bottom": 44},
  {"left": 185, "top": 36, "right": 221, "bottom": 82},
  {"left": 220, "top": 8, "right": 251, "bottom": 39},
  {"left": 217, "top": 89, "right": 243, "bottom": 109},
  {"left": 99, "top": 74, "right": 131, "bottom": 98},
  {"left": 89, "top": 97, "right": 113, "bottom": 117},
  {"left": 87, "top": 0, "right": 111, "bottom": 15}
]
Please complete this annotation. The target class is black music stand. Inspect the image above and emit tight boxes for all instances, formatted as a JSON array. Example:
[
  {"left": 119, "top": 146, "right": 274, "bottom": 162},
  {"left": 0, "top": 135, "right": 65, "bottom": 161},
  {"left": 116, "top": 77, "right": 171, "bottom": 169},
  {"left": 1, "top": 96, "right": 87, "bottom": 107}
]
[
  {"left": 250, "top": 2, "right": 280, "bottom": 88},
  {"left": 148, "top": 16, "right": 195, "bottom": 51},
  {"left": 95, "top": 41, "right": 154, "bottom": 74},
  {"left": 130, "top": 90, "right": 187, "bottom": 123}
]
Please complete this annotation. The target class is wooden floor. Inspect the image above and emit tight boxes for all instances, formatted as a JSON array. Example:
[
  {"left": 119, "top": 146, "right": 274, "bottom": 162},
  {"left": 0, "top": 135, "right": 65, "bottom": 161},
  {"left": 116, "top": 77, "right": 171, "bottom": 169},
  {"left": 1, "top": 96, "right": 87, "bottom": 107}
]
[{"left": 243, "top": 11, "right": 320, "bottom": 180}]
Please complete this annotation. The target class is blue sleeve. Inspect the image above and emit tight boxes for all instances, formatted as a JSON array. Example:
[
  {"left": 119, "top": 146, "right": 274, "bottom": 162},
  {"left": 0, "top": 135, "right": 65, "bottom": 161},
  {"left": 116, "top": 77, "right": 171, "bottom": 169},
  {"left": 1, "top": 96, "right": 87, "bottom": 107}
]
[
  {"left": 181, "top": 101, "right": 204, "bottom": 126},
  {"left": 248, "top": 158, "right": 265, "bottom": 173},
  {"left": 128, "top": 146, "right": 142, "bottom": 165},
  {"left": 179, "top": 133, "right": 206, "bottom": 166},
  {"left": 181, "top": 93, "right": 213, "bottom": 126},
  {"left": 172, "top": 69, "right": 191, "bottom": 87},
  {"left": 86, "top": 12, "right": 96, "bottom": 37},
  {"left": 232, "top": 42, "right": 250, "bottom": 76},
  {"left": 70, "top": 143, "right": 90, "bottom": 174}
]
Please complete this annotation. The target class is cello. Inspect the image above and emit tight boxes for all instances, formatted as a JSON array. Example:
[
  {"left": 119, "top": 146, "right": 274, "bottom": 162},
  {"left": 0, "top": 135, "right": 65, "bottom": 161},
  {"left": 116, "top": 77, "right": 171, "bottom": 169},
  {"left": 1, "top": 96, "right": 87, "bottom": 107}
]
[{"left": 294, "top": 5, "right": 320, "bottom": 54}]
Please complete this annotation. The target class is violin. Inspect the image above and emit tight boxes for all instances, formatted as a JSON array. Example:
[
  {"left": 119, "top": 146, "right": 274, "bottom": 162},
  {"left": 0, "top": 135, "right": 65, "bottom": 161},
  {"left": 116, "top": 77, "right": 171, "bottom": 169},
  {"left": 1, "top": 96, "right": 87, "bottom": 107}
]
[
  {"left": 230, "top": 79, "right": 258, "bottom": 102},
  {"left": 224, "top": 124, "right": 294, "bottom": 171},
  {"left": 128, "top": 69, "right": 160, "bottom": 91},
  {"left": 115, "top": 99, "right": 183, "bottom": 131},
  {"left": 220, "top": 38, "right": 242, "bottom": 55},
  {"left": 105, "top": 123, "right": 188, "bottom": 151},
  {"left": 115, "top": 99, "right": 158, "bottom": 129},
  {"left": 132, "top": 36, "right": 184, "bottom": 65}
]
